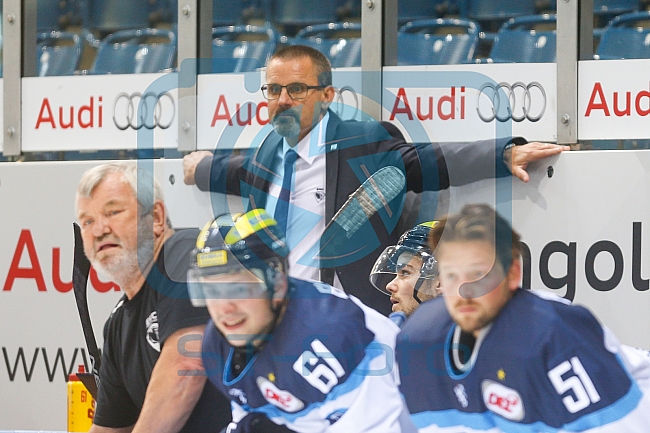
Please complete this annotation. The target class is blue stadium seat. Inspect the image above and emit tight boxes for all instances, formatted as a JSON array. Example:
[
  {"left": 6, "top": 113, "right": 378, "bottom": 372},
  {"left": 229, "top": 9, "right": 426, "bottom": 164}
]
[
  {"left": 290, "top": 22, "right": 362, "bottom": 68},
  {"left": 37, "top": 31, "right": 82, "bottom": 76},
  {"left": 213, "top": 0, "right": 246, "bottom": 26},
  {"left": 90, "top": 28, "right": 176, "bottom": 74},
  {"left": 83, "top": 0, "right": 151, "bottom": 34},
  {"left": 37, "top": 0, "right": 75, "bottom": 32},
  {"left": 595, "top": 11, "right": 650, "bottom": 59},
  {"left": 271, "top": 0, "right": 338, "bottom": 28},
  {"left": 594, "top": 0, "right": 640, "bottom": 16},
  {"left": 463, "top": 0, "right": 539, "bottom": 32},
  {"left": 211, "top": 25, "right": 278, "bottom": 73},
  {"left": 488, "top": 14, "right": 557, "bottom": 63},
  {"left": 397, "top": 18, "right": 481, "bottom": 65},
  {"left": 398, "top": 0, "right": 445, "bottom": 25},
  {"left": 594, "top": 0, "right": 640, "bottom": 27}
]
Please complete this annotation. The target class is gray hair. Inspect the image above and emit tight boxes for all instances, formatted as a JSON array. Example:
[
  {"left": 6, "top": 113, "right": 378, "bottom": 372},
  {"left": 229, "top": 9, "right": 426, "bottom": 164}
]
[{"left": 76, "top": 161, "right": 172, "bottom": 228}]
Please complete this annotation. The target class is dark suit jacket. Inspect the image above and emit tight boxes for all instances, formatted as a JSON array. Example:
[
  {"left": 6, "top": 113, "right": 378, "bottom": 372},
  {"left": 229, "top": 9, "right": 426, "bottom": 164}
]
[{"left": 195, "top": 110, "right": 514, "bottom": 315}]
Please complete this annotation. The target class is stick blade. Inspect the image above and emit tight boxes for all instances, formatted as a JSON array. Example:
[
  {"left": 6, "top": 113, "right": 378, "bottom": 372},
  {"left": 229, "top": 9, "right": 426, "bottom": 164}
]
[{"left": 73, "top": 222, "right": 91, "bottom": 293}]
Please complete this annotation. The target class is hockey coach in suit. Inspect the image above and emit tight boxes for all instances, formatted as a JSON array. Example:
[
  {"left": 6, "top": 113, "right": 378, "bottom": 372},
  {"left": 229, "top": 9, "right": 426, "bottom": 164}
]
[{"left": 182, "top": 45, "right": 567, "bottom": 316}]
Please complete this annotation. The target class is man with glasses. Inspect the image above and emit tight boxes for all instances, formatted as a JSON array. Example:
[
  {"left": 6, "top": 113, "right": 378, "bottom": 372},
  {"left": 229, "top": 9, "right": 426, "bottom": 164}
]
[{"left": 182, "top": 44, "right": 567, "bottom": 316}]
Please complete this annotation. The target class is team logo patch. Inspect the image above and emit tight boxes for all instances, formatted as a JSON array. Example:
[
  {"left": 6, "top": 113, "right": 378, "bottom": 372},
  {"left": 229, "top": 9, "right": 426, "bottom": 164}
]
[
  {"left": 454, "top": 384, "right": 469, "bottom": 408},
  {"left": 326, "top": 410, "right": 345, "bottom": 424},
  {"left": 257, "top": 376, "right": 304, "bottom": 413},
  {"left": 314, "top": 188, "right": 325, "bottom": 203},
  {"left": 145, "top": 311, "right": 160, "bottom": 352},
  {"left": 229, "top": 388, "right": 248, "bottom": 405},
  {"left": 482, "top": 380, "right": 524, "bottom": 421}
]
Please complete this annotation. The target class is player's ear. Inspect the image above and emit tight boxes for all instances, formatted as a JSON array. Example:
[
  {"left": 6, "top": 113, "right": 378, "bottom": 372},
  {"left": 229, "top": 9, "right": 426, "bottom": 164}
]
[
  {"left": 321, "top": 85, "right": 335, "bottom": 109},
  {"left": 151, "top": 200, "right": 166, "bottom": 236},
  {"left": 507, "top": 258, "right": 522, "bottom": 291},
  {"left": 272, "top": 272, "right": 288, "bottom": 301}
]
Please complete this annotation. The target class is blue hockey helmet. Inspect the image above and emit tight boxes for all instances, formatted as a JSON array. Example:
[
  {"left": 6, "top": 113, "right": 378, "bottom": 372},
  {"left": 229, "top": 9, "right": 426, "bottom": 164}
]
[{"left": 188, "top": 209, "right": 289, "bottom": 307}]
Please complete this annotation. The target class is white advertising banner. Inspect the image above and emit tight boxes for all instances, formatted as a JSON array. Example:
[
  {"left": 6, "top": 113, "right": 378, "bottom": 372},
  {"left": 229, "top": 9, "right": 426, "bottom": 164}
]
[
  {"left": 21, "top": 74, "right": 179, "bottom": 152},
  {"left": 196, "top": 71, "right": 269, "bottom": 151},
  {"left": 579, "top": 59, "right": 650, "bottom": 140},
  {"left": 383, "top": 63, "right": 557, "bottom": 143}
]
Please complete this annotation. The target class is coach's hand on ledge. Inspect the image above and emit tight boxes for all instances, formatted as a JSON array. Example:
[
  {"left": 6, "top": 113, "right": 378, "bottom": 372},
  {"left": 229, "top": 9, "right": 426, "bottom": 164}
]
[
  {"left": 183, "top": 150, "right": 213, "bottom": 185},
  {"left": 506, "top": 142, "right": 570, "bottom": 183}
]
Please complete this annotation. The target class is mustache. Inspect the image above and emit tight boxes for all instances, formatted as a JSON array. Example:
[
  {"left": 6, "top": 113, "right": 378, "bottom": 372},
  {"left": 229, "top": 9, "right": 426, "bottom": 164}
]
[{"left": 274, "top": 107, "right": 301, "bottom": 120}]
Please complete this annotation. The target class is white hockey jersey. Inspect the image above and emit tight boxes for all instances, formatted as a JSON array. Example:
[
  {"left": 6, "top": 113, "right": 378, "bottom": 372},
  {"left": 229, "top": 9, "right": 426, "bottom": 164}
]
[{"left": 202, "top": 278, "right": 413, "bottom": 432}]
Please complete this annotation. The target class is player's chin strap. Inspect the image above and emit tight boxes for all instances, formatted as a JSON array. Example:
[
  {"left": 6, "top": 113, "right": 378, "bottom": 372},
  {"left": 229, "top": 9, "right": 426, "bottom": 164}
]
[
  {"left": 413, "top": 277, "right": 426, "bottom": 304},
  {"left": 253, "top": 266, "right": 288, "bottom": 351}
]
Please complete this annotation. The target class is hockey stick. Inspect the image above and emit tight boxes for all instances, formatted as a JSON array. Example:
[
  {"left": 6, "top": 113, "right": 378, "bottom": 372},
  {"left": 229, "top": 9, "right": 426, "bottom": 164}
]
[
  {"left": 72, "top": 222, "right": 101, "bottom": 398},
  {"left": 313, "top": 166, "right": 406, "bottom": 267}
]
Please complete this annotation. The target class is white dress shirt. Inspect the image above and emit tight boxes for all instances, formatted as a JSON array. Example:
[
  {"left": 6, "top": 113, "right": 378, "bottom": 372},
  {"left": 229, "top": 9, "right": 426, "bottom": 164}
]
[{"left": 267, "top": 113, "right": 330, "bottom": 284}]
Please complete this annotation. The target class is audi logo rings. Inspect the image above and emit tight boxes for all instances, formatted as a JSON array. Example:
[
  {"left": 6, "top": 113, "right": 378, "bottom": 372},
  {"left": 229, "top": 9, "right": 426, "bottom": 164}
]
[
  {"left": 476, "top": 82, "right": 546, "bottom": 123},
  {"left": 334, "top": 86, "right": 359, "bottom": 121},
  {"left": 113, "top": 91, "right": 176, "bottom": 130}
]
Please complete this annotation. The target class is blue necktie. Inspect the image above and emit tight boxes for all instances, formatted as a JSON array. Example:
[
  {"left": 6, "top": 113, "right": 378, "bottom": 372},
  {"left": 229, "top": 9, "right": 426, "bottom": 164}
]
[{"left": 274, "top": 149, "right": 297, "bottom": 235}]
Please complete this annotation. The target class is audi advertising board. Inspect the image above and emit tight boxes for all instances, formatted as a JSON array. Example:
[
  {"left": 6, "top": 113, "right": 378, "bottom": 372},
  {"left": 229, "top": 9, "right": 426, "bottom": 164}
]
[
  {"left": 383, "top": 63, "right": 556, "bottom": 143},
  {"left": 22, "top": 74, "right": 179, "bottom": 152},
  {"left": 579, "top": 59, "right": 650, "bottom": 140},
  {"left": 2, "top": 154, "right": 650, "bottom": 429}
]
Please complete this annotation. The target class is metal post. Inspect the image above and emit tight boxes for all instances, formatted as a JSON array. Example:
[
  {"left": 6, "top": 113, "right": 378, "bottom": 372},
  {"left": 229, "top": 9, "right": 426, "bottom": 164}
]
[
  {"left": 177, "top": 0, "right": 212, "bottom": 152},
  {"left": 556, "top": 0, "right": 580, "bottom": 145},
  {"left": 361, "top": 0, "right": 386, "bottom": 120},
  {"left": 3, "top": 0, "right": 25, "bottom": 156}
]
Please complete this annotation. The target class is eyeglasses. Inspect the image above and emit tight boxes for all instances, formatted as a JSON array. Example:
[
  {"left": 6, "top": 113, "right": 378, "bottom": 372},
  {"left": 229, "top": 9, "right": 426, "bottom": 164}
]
[{"left": 261, "top": 83, "right": 325, "bottom": 100}]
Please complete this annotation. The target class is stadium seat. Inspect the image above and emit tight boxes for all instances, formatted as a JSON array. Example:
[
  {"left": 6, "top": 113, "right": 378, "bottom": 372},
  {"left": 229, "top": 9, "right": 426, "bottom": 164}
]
[
  {"left": 488, "top": 14, "right": 557, "bottom": 63},
  {"left": 397, "top": 18, "right": 481, "bottom": 65},
  {"left": 463, "top": 0, "right": 540, "bottom": 32},
  {"left": 211, "top": 25, "right": 278, "bottom": 73},
  {"left": 213, "top": 0, "right": 246, "bottom": 26},
  {"left": 37, "top": 0, "right": 76, "bottom": 32},
  {"left": 83, "top": 0, "right": 151, "bottom": 34},
  {"left": 594, "top": 0, "right": 640, "bottom": 27},
  {"left": 398, "top": 0, "right": 445, "bottom": 25},
  {"left": 271, "top": 0, "right": 338, "bottom": 28},
  {"left": 37, "top": 31, "right": 82, "bottom": 76},
  {"left": 290, "top": 22, "right": 362, "bottom": 68},
  {"left": 90, "top": 28, "right": 176, "bottom": 74},
  {"left": 595, "top": 11, "right": 650, "bottom": 59}
]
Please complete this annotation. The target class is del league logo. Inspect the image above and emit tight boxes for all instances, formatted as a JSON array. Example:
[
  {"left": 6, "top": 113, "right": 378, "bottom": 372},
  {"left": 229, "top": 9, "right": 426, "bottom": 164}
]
[
  {"left": 482, "top": 380, "right": 525, "bottom": 421},
  {"left": 257, "top": 376, "right": 304, "bottom": 413}
]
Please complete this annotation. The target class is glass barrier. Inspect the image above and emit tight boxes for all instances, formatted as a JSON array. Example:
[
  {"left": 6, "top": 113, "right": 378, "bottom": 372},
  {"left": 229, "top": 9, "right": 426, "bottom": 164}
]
[
  {"left": 394, "top": 1, "right": 557, "bottom": 65},
  {"left": 6, "top": 0, "right": 650, "bottom": 161},
  {"left": 207, "top": 0, "right": 361, "bottom": 74},
  {"left": 33, "top": 0, "right": 177, "bottom": 77},
  {"left": 576, "top": 1, "right": 650, "bottom": 150}
]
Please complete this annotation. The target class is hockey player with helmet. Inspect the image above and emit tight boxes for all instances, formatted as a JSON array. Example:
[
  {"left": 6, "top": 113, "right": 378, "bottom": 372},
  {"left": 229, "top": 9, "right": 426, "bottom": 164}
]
[
  {"left": 189, "top": 209, "right": 417, "bottom": 433},
  {"left": 396, "top": 203, "right": 650, "bottom": 433},
  {"left": 369, "top": 221, "right": 440, "bottom": 319}
]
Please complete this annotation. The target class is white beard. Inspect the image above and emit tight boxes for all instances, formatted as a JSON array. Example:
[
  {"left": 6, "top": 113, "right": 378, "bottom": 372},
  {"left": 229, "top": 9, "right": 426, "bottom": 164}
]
[{"left": 91, "top": 216, "right": 156, "bottom": 287}]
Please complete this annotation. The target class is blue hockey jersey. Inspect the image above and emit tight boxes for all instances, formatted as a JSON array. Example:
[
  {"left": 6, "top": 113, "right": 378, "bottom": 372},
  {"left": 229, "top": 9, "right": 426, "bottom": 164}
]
[
  {"left": 396, "top": 289, "right": 650, "bottom": 432},
  {"left": 202, "top": 278, "right": 413, "bottom": 432}
]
